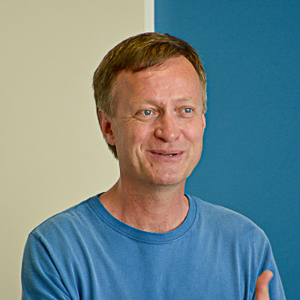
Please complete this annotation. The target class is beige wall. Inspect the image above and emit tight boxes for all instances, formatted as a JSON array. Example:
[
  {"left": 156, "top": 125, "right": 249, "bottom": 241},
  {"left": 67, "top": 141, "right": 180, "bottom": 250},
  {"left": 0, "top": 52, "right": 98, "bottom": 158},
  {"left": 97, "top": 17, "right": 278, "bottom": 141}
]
[{"left": 0, "top": 1, "right": 154, "bottom": 298}]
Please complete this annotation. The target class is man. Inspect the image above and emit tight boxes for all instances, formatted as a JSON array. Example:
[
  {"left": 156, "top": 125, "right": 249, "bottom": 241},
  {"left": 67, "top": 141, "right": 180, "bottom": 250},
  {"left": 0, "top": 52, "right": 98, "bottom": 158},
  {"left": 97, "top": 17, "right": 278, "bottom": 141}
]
[{"left": 22, "top": 33, "right": 285, "bottom": 299}]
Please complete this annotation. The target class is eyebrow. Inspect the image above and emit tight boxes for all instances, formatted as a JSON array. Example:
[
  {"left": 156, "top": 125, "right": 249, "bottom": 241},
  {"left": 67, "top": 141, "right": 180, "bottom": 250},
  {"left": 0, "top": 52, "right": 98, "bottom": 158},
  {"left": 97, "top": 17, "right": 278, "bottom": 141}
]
[{"left": 133, "top": 97, "right": 195, "bottom": 106}]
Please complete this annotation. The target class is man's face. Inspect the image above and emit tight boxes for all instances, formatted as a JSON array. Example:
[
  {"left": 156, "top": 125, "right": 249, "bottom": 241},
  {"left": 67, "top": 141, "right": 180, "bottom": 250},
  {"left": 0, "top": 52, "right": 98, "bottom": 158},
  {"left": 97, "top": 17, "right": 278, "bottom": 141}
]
[{"left": 101, "top": 56, "right": 206, "bottom": 188}]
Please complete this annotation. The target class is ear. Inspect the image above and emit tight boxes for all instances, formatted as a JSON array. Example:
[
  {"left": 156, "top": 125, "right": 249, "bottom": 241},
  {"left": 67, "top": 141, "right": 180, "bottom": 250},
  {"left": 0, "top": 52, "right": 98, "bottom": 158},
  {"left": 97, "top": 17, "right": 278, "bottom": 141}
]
[
  {"left": 201, "top": 113, "right": 206, "bottom": 131},
  {"left": 98, "top": 110, "right": 116, "bottom": 146}
]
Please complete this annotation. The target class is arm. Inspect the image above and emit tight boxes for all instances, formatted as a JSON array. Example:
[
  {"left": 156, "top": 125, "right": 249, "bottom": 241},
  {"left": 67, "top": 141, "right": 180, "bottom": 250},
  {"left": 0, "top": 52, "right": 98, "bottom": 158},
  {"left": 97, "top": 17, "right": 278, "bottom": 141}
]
[
  {"left": 21, "top": 233, "right": 72, "bottom": 300},
  {"left": 253, "top": 232, "right": 286, "bottom": 300}
]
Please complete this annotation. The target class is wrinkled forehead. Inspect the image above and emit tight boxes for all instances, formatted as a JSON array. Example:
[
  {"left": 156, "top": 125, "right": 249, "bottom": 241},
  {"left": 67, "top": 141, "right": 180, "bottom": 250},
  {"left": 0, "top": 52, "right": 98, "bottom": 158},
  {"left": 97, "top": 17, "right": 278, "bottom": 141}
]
[
  {"left": 116, "top": 56, "right": 199, "bottom": 85},
  {"left": 112, "top": 56, "right": 203, "bottom": 110}
]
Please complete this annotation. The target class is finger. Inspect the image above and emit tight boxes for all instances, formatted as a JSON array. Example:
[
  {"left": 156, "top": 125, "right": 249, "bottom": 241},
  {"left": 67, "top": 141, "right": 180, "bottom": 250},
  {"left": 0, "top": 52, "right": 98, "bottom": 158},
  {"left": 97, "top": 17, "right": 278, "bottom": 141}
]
[{"left": 255, "top": 270, "right": 274, "bottom": 300}]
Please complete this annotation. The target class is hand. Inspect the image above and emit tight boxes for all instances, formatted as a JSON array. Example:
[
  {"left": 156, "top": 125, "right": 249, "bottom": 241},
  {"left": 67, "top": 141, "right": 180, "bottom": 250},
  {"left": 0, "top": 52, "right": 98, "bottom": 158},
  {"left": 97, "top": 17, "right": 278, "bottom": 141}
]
[{"left": 255, "top": 270, "right": 274, "bottom": 300}]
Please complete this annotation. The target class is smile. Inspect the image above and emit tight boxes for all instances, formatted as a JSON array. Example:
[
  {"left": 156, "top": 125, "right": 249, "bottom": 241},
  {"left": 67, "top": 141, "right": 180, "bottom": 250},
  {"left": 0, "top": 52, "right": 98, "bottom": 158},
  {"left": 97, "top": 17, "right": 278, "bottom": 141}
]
[
  {"left": 149, "top": 150, "right": 183, "bottom": 158},
  {"left": 159, "top": 153, "right": 176, "bottom": 156}
]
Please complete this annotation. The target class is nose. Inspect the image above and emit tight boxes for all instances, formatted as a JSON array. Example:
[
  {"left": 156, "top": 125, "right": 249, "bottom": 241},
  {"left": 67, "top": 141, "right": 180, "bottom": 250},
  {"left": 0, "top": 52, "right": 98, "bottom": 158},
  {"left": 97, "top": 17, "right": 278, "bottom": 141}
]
[{"left": 154, "top": 113, "right": 180, "bottom": 142}]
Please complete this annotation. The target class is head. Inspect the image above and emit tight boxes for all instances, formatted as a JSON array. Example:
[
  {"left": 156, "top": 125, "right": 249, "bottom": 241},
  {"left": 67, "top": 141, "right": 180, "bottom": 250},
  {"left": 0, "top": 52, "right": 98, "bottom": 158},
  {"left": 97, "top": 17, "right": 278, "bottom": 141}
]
[{"left": 93, "top": 32, "right": 207, "bottom": 158}]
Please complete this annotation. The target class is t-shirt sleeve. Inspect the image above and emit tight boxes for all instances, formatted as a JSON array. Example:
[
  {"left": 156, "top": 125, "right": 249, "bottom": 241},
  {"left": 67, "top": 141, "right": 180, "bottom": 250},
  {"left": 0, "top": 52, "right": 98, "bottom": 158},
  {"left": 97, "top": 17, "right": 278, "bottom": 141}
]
[
  {"left": 253, "top": 236, "right": 286, "bottom": 300},
  {"left": 21, "top": 233, "right": 72, "bottom": 300}
]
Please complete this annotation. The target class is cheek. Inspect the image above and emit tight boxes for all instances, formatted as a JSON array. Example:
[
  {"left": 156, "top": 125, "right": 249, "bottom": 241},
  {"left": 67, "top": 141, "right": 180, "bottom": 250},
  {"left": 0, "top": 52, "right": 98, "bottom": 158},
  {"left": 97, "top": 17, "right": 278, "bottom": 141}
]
[
  {"left": 123, "top": 125, "right": 151, "bottom": 151},
  {"left": 132, "top": 127, "right": 151, "bottom": 149},
  {"left": 183, "top": 123, "right": 204, "bottom": 144}
]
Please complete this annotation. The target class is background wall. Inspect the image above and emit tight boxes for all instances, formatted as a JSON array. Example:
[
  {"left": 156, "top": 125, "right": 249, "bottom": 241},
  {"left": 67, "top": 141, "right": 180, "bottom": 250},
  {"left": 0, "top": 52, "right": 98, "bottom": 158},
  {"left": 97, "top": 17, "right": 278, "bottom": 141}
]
[
  {"left": 0, "top": 1, "right": 153, "bottom": 298},
  {"left": 156, "top": 1, "right": 299, "bottom": 298}
]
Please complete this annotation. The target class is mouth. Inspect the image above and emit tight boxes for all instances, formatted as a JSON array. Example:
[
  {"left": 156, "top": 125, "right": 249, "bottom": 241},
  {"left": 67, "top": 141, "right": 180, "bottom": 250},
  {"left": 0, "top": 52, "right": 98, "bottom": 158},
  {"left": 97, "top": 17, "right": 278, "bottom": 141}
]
[
  {"left": 157, "top": 153, "right": 177, "bottom": 157},
  {"left": 149, "top": 150, "right": 183, "bottom": 158}
]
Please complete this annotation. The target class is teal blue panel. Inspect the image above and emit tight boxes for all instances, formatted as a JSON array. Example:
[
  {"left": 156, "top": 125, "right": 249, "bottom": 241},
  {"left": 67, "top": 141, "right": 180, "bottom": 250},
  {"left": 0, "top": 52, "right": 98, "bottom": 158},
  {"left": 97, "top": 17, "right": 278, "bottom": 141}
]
[{"left": 156, "top": 1, "right": 300, "bottom": 299}]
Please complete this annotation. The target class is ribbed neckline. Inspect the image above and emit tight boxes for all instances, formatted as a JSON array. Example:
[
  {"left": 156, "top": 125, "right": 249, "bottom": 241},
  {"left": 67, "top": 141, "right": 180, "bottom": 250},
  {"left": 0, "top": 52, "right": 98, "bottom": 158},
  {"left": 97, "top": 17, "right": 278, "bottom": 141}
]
[{"left": 88, "top": 194, "right": 197, "bottom": 244}]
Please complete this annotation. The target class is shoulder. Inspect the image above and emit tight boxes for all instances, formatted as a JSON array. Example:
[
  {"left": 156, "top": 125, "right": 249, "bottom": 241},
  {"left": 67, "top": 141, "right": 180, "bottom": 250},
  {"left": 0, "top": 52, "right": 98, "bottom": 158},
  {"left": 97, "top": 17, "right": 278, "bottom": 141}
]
[
  {"left": 29, "top": 196, "right": 98, "bottom": 243},
  {"left": 189, "top": 195, "right": 268, "bottom": 244}
]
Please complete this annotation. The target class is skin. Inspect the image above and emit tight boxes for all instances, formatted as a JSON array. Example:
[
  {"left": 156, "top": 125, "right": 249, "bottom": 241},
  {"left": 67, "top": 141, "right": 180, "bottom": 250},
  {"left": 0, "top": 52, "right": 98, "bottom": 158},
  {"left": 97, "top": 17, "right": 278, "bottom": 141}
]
[
  {"left": 99, "top": 55, "right": 272, "bottom": 298},
  {"left": 256, "top": 270, "right": 274, "bottom": 300},
  {"left": 99, "top": 56, "right": 205, "bottom": 233}
]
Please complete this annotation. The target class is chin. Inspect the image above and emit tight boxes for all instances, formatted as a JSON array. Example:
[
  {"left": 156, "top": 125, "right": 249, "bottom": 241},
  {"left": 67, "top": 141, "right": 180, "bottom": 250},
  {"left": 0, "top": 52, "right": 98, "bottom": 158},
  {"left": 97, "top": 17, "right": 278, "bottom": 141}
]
[{"left": 148, "top": 173, "right": 187, "bottom": 187}]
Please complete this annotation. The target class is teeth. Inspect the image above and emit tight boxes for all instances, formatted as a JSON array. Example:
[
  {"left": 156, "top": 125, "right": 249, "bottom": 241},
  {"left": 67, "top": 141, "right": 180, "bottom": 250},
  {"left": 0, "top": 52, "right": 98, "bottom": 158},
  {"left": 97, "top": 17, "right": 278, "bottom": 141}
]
[{"left": 160, "top": 153, "right": 175, "bottom": 156}]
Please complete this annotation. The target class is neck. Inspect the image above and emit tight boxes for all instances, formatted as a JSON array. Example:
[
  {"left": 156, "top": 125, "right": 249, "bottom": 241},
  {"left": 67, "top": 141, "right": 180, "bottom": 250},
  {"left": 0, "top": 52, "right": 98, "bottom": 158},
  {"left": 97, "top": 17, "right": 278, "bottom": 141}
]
[{"left": 99, "top": 178, "right": 189, "bottom": 233}]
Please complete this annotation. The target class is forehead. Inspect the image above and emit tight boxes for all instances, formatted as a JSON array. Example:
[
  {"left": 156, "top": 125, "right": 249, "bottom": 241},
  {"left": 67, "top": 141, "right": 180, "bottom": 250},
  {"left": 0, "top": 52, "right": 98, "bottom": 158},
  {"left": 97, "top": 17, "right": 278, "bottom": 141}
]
[{"left": 114, "top": 56, "right": 201, "bottom": 103}]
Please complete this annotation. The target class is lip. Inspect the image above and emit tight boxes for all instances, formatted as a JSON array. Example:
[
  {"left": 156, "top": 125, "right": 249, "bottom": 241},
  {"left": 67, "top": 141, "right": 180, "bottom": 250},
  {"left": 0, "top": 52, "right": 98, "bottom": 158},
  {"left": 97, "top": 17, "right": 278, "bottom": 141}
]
[{"left": 147, "top": 150, "right": 185, "bottom": 160}]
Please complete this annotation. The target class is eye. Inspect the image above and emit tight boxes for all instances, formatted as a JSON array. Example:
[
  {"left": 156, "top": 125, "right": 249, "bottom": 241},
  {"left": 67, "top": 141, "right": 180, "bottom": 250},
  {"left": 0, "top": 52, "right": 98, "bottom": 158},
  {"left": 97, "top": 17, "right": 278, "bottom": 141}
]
[
  {"left": 178, "top": 106, "right": 195, "bottom": 118},
  {"left": 183, "top": 107, "right": 193, "bottom": 114},
  {"left": 136, "top": 109, "right": 156, "bottom": 119},
  {"left": 142, "top": 109, "right": 152, "bottom": 116}
]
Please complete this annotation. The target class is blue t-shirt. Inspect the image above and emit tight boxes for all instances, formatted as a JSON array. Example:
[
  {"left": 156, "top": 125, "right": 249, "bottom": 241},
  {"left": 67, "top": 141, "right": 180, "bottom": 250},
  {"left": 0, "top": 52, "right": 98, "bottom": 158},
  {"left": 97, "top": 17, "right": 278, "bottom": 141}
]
[{"left": 21, "top": 194, "right": 285, "bottom": 299}]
